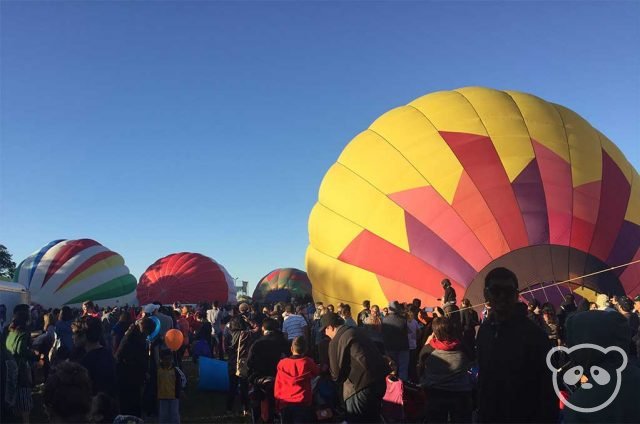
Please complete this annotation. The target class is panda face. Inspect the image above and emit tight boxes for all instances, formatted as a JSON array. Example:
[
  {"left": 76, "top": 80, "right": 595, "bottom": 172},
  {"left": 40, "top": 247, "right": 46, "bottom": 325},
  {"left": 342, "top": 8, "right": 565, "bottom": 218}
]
[{"left": 546, "top": 343, "right": 628, "bottom": 413}]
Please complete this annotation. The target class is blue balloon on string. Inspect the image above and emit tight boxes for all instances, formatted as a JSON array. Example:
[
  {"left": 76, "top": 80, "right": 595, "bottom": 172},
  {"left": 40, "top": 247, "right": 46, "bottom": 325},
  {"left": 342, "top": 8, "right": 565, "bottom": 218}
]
[{"left": 147, "top": 316, "right": 161, "bottom": 341}]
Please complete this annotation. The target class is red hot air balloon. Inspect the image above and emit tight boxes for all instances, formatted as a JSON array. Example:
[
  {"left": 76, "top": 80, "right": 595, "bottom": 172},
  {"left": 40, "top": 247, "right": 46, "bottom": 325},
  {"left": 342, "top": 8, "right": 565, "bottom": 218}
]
[{"left": 137, "top": 252, "right": 237, "bottom": 305}]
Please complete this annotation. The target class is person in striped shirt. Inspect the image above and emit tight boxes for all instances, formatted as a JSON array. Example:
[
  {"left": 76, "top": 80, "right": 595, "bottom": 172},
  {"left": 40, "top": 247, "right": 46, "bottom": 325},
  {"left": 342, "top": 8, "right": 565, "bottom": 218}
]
[{"left": 282, "top": 304, "right": 308, "bottom": 343}]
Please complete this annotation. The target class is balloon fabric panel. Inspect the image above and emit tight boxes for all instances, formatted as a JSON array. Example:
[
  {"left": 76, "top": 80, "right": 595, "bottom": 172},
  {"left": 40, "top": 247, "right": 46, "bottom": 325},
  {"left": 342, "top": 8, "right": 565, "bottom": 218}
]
[
  {"left": 57, "top": 251, "right": 119, "bottom": 291},
  {"left": 589, "top": 152, "right": 631, "bottom": 261},
  {"left": 43, "top": 239, "right": 100, "bottom": 287},
  {"left": 439, "top": 131, "right": 529, "bottom": 250}
]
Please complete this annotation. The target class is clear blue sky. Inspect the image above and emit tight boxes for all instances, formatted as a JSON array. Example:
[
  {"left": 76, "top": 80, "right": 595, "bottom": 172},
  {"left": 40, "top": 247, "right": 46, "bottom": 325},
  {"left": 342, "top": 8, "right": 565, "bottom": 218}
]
[{"left": 1, "top": 1, "right": 638, "bottom": 294}]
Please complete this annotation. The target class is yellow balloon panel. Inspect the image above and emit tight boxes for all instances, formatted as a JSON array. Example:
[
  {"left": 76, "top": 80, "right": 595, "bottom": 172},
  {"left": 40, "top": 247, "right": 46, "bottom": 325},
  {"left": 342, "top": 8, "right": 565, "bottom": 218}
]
[
  {"left": 318, "top": 163, "right": 409, "bottom": 251},
  {"left": 625, "top": 172, "right": 640, "bottom": 225},
  {"left": 573, "top": 286, "right": 598, "bottom": 302},
  {"left": 553, "top": 104, "right": 603, "bottom": 187},
  {"left": 505, "top": 91, "right": 571, "bottom": 163},
  {"left": 410, "top": 90, "right": 489, "bottom": 136},
  {"left": 337, "top": 129, "right": 427, "bottom": 195},
  {"left": 308, "top": 203, "right": 365, "bottom": 259},
  {"left": 456, "top": 87, "right": 535, "bottom": 182},
  {"left": 369, "top": 105, "right": 463, "bottom": 204},
  {"left": 306, "top": 246, "right": 388, "bottom": 313}
]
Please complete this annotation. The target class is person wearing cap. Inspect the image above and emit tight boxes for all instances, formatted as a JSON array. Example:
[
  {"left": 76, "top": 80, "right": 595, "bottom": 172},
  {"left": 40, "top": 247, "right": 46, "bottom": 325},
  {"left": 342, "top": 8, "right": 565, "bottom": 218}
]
[
  {"left": 382, "top": 301, "right": 410, "bottom": 381},
  {"left": 322, "top": 311, "right": 389, "bottom": 423},
  {"left": 476, "top": 267, "right": 558, "bottom": 423}
]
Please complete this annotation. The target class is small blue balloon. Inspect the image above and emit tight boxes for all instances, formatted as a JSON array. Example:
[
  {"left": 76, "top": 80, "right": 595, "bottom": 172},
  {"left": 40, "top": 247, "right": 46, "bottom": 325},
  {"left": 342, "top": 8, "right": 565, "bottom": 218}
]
[{"left": 147, "top": 316, "right": 161, "bottom": 341}]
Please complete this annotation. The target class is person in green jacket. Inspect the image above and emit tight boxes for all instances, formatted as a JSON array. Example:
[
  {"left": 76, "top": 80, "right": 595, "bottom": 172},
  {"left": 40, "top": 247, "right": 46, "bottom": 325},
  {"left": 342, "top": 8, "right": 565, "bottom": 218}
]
[{"left": 5, "top": 306, "right": 37, "bottom": 424}]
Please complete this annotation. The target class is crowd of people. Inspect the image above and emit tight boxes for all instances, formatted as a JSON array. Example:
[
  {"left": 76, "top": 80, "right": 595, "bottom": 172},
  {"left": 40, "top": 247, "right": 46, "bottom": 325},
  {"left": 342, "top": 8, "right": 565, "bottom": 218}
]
[{"left": 1, "top": 267, "right": 640, "bottom": 423}]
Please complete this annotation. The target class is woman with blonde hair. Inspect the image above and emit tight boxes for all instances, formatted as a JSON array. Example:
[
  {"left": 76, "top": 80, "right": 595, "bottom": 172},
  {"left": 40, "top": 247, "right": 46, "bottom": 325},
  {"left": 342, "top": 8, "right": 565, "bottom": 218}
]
[{"left": 364, "top": 305, "right": 384, "bottom": 353}]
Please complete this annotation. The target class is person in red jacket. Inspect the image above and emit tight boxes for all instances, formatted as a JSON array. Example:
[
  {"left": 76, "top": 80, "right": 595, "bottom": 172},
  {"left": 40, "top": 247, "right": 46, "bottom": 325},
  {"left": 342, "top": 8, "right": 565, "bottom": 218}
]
[{"left": 274, "top": 336, "right": 320, "bottom": 423}]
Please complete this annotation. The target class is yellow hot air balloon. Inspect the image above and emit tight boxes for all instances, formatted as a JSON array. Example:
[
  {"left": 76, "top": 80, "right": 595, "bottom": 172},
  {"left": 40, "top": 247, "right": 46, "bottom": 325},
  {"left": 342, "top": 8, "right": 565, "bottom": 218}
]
[{"left": 307, "top": 87, "right": 640, "bottom": 311}]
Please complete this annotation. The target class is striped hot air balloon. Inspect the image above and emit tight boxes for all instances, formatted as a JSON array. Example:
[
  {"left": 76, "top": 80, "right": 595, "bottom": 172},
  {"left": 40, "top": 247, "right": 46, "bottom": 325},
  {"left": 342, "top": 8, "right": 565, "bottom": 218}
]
[
  {"left": 13, "top": 239, "right": 137, "bottom": 308},
  {"left": 252, "top": 268, "right": 312, "bottom": 304},
  {"left": 136, "top": 252, "right": 237, "bottom": 305},
  {"left": 306, "top": 87, "right": 640, "bottom": 311}
]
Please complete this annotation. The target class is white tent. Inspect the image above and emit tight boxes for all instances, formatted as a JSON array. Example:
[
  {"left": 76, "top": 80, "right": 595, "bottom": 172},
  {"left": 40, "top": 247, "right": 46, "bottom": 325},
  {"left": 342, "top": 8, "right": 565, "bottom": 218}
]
[{"left": 0, "top": 281, "right": 30, "bottom": 324}]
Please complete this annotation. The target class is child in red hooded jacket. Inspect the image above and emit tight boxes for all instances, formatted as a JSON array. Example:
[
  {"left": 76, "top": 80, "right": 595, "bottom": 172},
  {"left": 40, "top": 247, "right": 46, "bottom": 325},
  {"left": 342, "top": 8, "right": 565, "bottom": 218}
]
[{"left": 274, "top": 336, "right": 320, "bottom": 423}]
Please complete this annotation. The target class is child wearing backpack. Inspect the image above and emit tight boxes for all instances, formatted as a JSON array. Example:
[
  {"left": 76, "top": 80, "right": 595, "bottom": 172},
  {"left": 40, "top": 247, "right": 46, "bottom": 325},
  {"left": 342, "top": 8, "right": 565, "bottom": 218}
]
[{"left": 157, "top": 349, "right": 186, "bottom": 424}]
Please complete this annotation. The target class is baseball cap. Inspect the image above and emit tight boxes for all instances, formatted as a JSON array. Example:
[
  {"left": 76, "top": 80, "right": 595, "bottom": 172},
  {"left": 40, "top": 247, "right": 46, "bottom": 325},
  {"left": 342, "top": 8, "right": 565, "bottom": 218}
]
[
  {"left": 634, "top": 295, "right": 640, "bottom": 303},
  {"left": 319, "top": 311, "right": 343, "bottom": 331},
  {"left": 143, "top": 304, "right": 160, "bottom": 314}
]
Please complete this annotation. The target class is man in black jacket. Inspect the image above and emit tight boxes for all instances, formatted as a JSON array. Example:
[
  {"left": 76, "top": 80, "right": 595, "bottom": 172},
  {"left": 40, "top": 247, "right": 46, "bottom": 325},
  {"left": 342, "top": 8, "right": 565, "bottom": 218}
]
[
  {"left": 115, "top": 317, "right": 154, "bottom": 417},
  {"left": 322, "top": 312, "right": 389, "bottom": 423},
  {"left": 382, "top": 301, "right": 409, "bottom": 380},
  {"left": 246, "top": 318, "right": 289, "bottom": 423},
  {"left": 225, "top": 307, "right": 259, "bottom": 414},
  {"left": 476, "top": 267, "right": 558, "bottom": 423}
]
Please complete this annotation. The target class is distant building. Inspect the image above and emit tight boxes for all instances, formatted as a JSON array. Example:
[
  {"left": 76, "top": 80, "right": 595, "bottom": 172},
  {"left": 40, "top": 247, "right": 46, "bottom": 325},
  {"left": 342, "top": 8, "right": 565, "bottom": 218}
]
[{"left": 235, "top": 280, "right": 248, "bottom": 295}]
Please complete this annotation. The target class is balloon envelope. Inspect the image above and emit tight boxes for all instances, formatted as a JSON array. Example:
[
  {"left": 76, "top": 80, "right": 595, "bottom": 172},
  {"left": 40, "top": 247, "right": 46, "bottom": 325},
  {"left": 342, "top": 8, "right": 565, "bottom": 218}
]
[
  {"left": 306, "top": 87, "right": 640, "bottom": 310},
  {"left": 252, "top": 268, "right": 312, "bottom": 304},
  {"left": 13, "top": 239, "right": 137, "bottom": 308},
  {"left": 137, "top": 252, "right": 236, "bottom": 305}
]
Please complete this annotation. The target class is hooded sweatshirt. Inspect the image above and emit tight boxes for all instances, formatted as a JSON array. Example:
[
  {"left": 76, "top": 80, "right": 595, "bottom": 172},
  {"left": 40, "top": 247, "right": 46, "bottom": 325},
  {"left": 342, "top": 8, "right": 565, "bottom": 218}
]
[{"left": 274, "top": 355, "right": 320, "bottom": 409}]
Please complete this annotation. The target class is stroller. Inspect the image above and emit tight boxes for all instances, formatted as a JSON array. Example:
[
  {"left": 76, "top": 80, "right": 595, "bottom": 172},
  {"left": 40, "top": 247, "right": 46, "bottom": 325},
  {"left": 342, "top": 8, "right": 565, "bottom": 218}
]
[
  {"left": 312, "top": 374, "right": 338, "bottom": 422},
  {"left": 381, "top": 376, "right": 426, "bottom": 423},
  {"left": 250, "top": 376, "right": 277, "bottom": 423}
]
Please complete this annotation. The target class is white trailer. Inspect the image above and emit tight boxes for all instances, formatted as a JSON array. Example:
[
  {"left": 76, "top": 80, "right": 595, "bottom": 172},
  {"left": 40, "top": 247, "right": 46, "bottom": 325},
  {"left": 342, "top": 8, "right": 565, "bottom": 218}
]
[{"left": 0, "top": 281, "right": 30, "bottom": 325}]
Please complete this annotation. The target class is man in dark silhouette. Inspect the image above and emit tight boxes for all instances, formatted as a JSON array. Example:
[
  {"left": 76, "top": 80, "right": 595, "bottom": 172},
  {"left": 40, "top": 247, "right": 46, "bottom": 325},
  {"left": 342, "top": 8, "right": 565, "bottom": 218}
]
[{"left": 476, "top": 267, "right": 558, "bottom": 423}]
